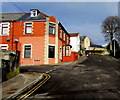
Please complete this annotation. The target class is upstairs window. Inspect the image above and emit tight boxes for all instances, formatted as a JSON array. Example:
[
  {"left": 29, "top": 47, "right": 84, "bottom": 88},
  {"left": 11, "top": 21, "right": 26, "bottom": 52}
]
[
  {"left": 24, "top": 45, "right": 31, "bottom": 58},
  {"left": 0, "top": 23, "right": 9, "bottom": 36},
  {"left": 60, "top": 29, "right": 62, "bottom": 39},
  {"left": 31, "top": 10, "right": 37, "bottom": 17},
  {"left": 25, "top": 23, "right": 32, "bottom": 34},
  {"left": 0, "top": 44, "right": 8, "bottom": 50},
  {"left": 67, "top": 36, "right": 69, "bottom": 44},
  {"left": 49, "top": 23, "right": 55, "bottom": 35},
  {"left": 63, "top": 33, "right": 66, "bottom": 41}
]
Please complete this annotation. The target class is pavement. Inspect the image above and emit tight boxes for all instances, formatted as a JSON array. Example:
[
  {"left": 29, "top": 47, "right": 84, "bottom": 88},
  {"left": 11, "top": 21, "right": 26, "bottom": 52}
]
[
  {"left": 0, "top": 59, "right": 80, "bottom": 100},
  {"left": 1, "top": 72, "right": 43, "bottom": 99}
]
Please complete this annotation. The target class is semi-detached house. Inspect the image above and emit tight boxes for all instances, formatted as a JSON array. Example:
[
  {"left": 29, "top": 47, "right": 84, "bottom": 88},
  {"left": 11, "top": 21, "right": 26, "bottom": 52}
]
[{"left": 0, "top": 9, "right": 73, "bottom": 65}]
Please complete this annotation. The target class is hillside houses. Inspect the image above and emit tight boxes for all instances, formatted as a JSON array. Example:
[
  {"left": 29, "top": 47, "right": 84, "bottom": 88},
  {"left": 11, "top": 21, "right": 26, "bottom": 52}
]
[
  {"left": 0, "top": 9, "right": 107, "bottom": 66},
  {"left": 0, "top": 9, "right": 73, "bottom": 65}
]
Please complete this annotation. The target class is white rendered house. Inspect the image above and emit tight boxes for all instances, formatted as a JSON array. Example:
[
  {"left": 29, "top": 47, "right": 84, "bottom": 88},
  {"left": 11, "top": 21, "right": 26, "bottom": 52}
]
[
  {"left": 69, "top": 33, "right": 80, "bottom": 52},
  {"left": 80, "top": 36, "right": 90, "bottom": 50}
]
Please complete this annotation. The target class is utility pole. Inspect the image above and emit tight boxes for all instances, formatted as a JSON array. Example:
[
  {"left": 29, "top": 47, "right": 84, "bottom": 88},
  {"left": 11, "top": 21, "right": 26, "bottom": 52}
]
[
  {"left": 107, "top": 30, "right": 113, "bottom": 52},
  {"left": 113, "top": 39, "right": 115, "bottom": 56}
]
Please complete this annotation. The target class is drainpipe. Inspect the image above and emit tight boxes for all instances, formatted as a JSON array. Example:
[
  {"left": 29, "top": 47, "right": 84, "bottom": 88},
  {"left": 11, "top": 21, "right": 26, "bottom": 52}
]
[{"left": 11, "top": 22, "right": 14, "bottom": 50}]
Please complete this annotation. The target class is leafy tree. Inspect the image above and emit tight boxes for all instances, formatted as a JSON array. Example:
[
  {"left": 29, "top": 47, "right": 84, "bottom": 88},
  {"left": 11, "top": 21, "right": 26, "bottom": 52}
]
[{"left": 101, "top": 16, "right": 120, "bottom": 52}]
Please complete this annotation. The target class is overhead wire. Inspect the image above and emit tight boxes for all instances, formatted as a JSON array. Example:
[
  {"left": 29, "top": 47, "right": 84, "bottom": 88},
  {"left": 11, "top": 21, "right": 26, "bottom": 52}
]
[{"left": 8, "top": 0, "right": 25, "bottom": 13}]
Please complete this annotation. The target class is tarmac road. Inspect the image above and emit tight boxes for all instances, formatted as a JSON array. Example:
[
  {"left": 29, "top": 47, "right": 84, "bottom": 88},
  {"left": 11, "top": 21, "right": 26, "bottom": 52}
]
[{"left": 20, "top": 55, "right": 120, "bottom": 99}]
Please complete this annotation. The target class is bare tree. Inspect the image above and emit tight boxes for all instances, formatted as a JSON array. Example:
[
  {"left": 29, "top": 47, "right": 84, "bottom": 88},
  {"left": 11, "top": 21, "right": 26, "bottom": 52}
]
[{"left": 101, "top": 16, "right": 120, "bottom": 51}]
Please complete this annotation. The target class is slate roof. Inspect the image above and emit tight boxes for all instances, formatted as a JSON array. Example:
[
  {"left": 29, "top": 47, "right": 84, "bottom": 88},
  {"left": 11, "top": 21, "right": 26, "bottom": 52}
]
[
  {"left": 0, "top": 13, "right": 25, "bottom": 22},
  {"left": 69, "top": 33, "right": 79, "bottom": 37},
  {"left": 0, "top": 11, "right": 49, "bottom": 22},
  {"left": 18, "top": 12, "right": 49, "bottom": 21}
]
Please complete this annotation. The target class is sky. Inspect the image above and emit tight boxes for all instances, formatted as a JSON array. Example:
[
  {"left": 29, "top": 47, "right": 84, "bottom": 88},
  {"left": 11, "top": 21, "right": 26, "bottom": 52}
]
[{"left": 1, "top": 1, "right": 118, "bottom": 45}]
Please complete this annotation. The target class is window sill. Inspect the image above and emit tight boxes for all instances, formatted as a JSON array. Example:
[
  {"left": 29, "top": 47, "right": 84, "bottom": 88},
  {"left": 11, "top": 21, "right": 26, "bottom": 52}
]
[
  {"left": 49, "top": 34, "right": 55, "bottom": 36},
  {"left": 23, "top": 58, "right": 31, "bottom": 59},
  {"left": 0, "top": 35, "right": 9, "bottom": 36},
  {"left": 23, "top": 34, "right": 33, "bottom": 35}
]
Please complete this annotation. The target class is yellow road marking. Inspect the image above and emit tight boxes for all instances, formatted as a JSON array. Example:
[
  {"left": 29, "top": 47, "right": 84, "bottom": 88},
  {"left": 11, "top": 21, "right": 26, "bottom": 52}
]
[{"left": 18, "top": 73, "right": 51, "bottom": 100}]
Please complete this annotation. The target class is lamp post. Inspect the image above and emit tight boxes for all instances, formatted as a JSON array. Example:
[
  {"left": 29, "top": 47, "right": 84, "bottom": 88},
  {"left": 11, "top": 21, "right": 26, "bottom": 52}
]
[
  {"left": 14, "top": 39, "right": 18, "bottom": 51},
  {"left": 106, "top": 30, "right": 112, "bottom": 51},
  {"left": 113, "top": 39, "right": 115, "bottom": 56},
  {"left": 106, "top": 30, "right": 117, "bottom": 57},
  {"left": 113, "top": 32, "right": 117, "bottom": 57}
]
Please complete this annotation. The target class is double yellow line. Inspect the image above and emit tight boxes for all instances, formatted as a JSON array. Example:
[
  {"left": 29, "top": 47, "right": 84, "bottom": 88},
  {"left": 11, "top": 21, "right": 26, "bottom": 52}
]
[{"left": 18, "top": 73, "right": 51, "bottom": 100}]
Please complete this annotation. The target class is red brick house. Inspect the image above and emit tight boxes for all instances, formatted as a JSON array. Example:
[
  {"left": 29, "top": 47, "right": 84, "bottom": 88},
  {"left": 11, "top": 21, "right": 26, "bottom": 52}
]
[{"left": 0, "top": 9, "right": 72, "bottom": 65}]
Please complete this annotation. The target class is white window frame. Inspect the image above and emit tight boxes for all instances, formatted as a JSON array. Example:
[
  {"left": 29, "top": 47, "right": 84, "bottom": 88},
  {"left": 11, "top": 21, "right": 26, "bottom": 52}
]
[
  {"left": 23, "top": 44, "right": 32, "bottom": 58},
  {"left": 66, "top": 46, "right": 71, "bottom": 56},
  {"left": 67, "top": 36, "right": 69, "bottom": 44},
  {"left": 63, "top": 33, "right": 66, "bottom": 41},
  {"left": 0, "top": 22, "right": 10, "bottom": 36},
  {"left": 59, "top": 47, "right": 62, "bottom": 60},
  {"left": 0, "top": 44, "right": 8, "bottom": 50},
  {"left": 31, "top": 10, "right": 38, "bottom": 17},
  {"left": 24, "top": 22, "right": 33, "bottom": 35},
  {"left": 60, "top": 29, "right": 62, "bottom": 39},
  {"left": 49, "top": 23, "right": 56, "bottom": 35},
  {"left": 63, "top": 45, "right": 65, "bottom": 56},
  {"left": 48, "top": 45, "right": 55, "bottom": 58}
]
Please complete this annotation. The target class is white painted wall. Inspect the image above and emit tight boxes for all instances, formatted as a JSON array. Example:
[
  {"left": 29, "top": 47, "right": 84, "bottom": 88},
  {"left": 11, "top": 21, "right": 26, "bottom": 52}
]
[{"left": 70, "top": 35, "right": 80, "bottom": 52}]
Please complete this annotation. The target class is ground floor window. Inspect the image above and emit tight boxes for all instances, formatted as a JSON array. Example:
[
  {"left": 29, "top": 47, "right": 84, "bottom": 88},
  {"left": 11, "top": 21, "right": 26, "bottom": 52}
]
[
  {"left": 48, "top": 46, "right": 55, "bottom": 58},
  {"left": 0, "top": 44, "right": 8, "bottom": 50},
  {"left": 24, "top": 45, "right": 31, "bottom": 58},
  {"left": 60, "top": 47, "right": 62, "bottom": 60},
  {"left": 66, "top": 46, "right": 71, "bottom": 56}
]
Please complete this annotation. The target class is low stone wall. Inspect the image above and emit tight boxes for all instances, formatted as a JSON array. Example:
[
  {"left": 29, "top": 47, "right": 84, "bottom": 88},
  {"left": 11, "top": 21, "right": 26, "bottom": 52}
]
[{"left": 1, "top": 50, "right": 20, "bottom": 82}]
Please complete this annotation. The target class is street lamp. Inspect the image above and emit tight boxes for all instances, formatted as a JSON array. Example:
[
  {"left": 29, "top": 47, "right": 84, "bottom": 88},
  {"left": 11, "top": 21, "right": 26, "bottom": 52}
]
[
  {"left": 106, "top": 30, "right": 113, "bottom": 52},
  {"left": 106, "top": 30, "right": 117, "bottom": 57},
  {"left": 113, "top": 32, "right": 117, "bottom": 57}
]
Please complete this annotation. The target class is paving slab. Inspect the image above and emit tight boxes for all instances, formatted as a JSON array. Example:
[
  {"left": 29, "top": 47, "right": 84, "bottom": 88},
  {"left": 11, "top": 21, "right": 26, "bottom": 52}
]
[{"left": 1, "top": 72, "right": 43, "bottom": 99}]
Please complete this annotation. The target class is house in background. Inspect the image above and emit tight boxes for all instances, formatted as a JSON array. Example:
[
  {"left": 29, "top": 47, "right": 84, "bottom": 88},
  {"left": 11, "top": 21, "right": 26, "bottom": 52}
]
[
  {"left": 89, "top": 44, "right": 108, "bottom": 55},
  {"left": 67, "top": 33, "right": 80, "bottom": 61},
  {"left": 0, "top": 9, "right": 72, "bottom": 65},
  {"left": 89, "top": 45, "right": 106, "bottom": 51},
  {"left": 80, "top": 36, "right": 90, "bottom": 54},
  {"left": 69, "top": 33, "right": 80, "bottom": 52}
]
